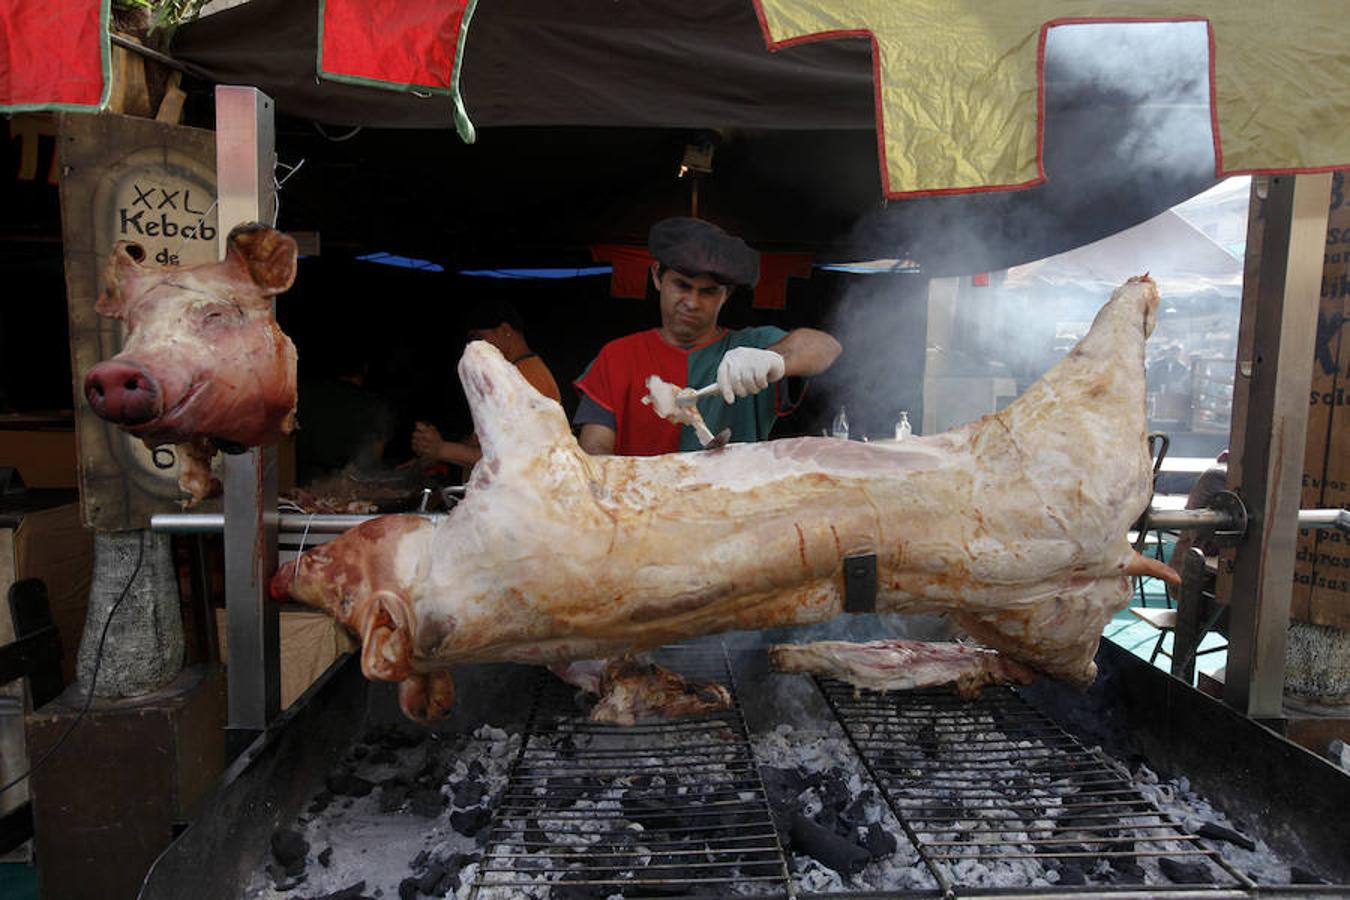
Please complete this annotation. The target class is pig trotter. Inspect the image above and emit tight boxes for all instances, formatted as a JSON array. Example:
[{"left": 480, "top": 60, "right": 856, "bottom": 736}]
[{"left": 398, "top": 671, "right": 456, "bottom": 723}]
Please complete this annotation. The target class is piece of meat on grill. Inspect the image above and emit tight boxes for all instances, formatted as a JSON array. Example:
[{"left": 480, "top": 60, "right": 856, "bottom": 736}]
[
  {"left": 551, "top": 657, "right": 733, "bottom": 725},
  {"left": 769, "top": 639, "right": 1035, "bottom": 699},
  {"left": 273, "top": 276, "right": 1176, "bottom": 723},
  {"left": 84, "top": 224, "right": 299, "bottom": 506}
]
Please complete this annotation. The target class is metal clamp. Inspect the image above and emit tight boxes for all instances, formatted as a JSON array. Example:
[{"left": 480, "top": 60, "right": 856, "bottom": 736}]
[
  {"left": 1210, "top": 490, "right": 1249, "bottom": 547},
  {"left": 843, "top": 553, "right": 878, "bottom": 613}
]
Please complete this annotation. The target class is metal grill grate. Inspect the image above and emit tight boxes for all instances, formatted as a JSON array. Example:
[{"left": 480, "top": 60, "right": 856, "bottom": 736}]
[
  {"left": 472, "top": 644, "right": 790, "bottom": 897},
  {"left": 815, "top": 680, "right": 1258, "bottom": 895}
]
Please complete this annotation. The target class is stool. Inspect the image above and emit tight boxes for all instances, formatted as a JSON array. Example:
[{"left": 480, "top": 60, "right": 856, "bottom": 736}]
[{"left": 1129, "top": 606, "right": 1177, "bottom": 664}]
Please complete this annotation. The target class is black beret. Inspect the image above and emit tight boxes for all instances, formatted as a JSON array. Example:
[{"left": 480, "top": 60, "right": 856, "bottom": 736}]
[{"left": 648, "top": 217, "right": 760, "bottom": 288}]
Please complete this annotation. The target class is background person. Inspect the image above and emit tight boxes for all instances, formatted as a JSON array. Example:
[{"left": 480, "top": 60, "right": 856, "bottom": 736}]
[{"left": 411, "top": 298, "right": 561, "bottom": 472}]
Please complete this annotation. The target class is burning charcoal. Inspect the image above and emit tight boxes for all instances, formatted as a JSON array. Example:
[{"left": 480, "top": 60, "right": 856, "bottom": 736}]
[
  {"left": 410, "top": 788, "right": 445, "bottom": 818},
  {"left": 917, "top": 722, "right": 940, "bottom": 759},
  {"left": 550, "top": 882, "right": 612, "bottom": 900},
  {"left": 326, "top": 772, "right": 375, "bottom": 798},
  {"left": 433, "top": 870, "right": 460, "bottom": 897},
  {"left": 621, "top": 796, "right": 682, "bottom": 833},
  {"left": 368, "top": 746, "right": 399, "bottom": 766},
  {"left": 271, "top": 828, "right": 310, "bottom": 877},
  {"left": 1055, "top": 862, "right": 1088, "bottom": 886},
  {"left": 789, "top": 813, "right": 870, "bottom": 877},
  {"left": 842, "top": 789, "right": 876, "bottom": 827},
  {"left": 379, "top": 780, "right": 411, "bottom": 813},
  {"left": 1197, "top": 821, "right": 1256, "bottom": 851},
  {"left": 301, "top": 882, "right": 368, "bottom": 900},
  {"left": 397, "top": 878, "right": 419, "bottom": 900},
  {"left": 1291, "top": 866, "right": 1329, "bottom": 885},
  {"left": 416, "top": 861, "right": 447, "bottom": 895},
  {"left": 415, "top": 758, "right": 449, "bottom": 788},
  {"left": 1106, "top": 856, "right": 1145, "bottom": 882},
  {"left": 1158, "top": 857, "right": 1214, "bottom": 884},
  {"left": 864, "top": 822, "right": 896, "bottom": 859},
  {"left": 266, "top": 861, "right": 306, "bottom": 892},
  {"left": 452, "top": 779, "right": 487, "bottom": 808},
  {"left": 523, "top": 817, "right": 550, "bottom": 849},
  {"left": 318, "top": 847, "right": 333, "bottom": 868},
  {"left": 450, "top": 805, "right": 492, "bottom": 836},
  {"left": 307, "top": 790, "right": 334, "bottom": 816},
  {"left": 817, "top": 769, "right": 852, "bottom": 812}
]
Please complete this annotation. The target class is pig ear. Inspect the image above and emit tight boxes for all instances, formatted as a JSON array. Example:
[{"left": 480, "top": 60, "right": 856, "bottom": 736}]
[
  {"left": 225, "top": 223, "right": 298, "bottom": 297},
  {"left": 95, "top": 241, "right": 150, "bottom": 318}
]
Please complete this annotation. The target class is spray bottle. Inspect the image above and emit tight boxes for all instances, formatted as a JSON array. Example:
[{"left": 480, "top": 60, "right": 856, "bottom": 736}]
[
  {"left": 894, "top": 411, "right": 911, "bottom": 441},
  {"left": 831, "top": 406, "right": 850, "bottom": 440}
]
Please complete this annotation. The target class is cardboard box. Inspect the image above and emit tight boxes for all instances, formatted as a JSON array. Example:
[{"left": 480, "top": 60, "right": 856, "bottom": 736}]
[
  {"left": 215, "top": 606, "right": 355, "bottom": 709},
  {"left": 1293, "top": 179, "right": 1350, "bottom": 630}
]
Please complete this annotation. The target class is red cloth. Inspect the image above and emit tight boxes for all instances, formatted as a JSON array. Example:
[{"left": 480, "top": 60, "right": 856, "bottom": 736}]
[
  {"left": 320, "top": 0, "right": 469, "bottom": 89},
  {"left": 574, "top": 330, "right": 689, "bottom": 455},
  {"left": 0, "top": 0, "right": 104, "bottom": 110},
  {"left": 753, "top": 253, "right": 814, "bottom": 309},
  {"left": 591, "top": 244, "right": 655, "bottom": 299}
]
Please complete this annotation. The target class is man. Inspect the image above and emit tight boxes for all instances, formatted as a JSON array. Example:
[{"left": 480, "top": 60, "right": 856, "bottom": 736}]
[
  {"left": 411, "top": 298, "right": 561, "bottom": 469},
  {"left": 574, "top": 217, "right": 841, "bottom": 455}
]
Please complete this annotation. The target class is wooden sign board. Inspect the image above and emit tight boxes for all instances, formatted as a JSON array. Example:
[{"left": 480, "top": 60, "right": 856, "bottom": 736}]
[
  {"left": 1293, "top": 172, "right": 1350, "bottom": 629},
  {"left": 59, "top": 113, "right": 220, "bottom": 531}
]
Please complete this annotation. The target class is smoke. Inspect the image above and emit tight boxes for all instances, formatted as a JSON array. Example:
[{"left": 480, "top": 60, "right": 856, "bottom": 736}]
[
  {"left": 843, "top": 20, "right": 1220, "bottom": 275},
  {"left": 814, "top": 20, "right": 1232, "bottom": 438}
]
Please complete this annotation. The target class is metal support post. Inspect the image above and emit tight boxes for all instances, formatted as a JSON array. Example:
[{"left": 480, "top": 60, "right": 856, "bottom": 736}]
[
  {"left": 215, "top": 86, "right": 280, "bottom": 759},
  {"left": 1225, "top": 173, "right": 1331, "bottom": 719}
]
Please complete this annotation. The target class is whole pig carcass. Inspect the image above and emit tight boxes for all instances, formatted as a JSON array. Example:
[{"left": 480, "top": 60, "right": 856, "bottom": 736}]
[
  {"left": 274, "top": 276, "right": 1176, "bottom": 722},
  {"left": 84, "top": 224, "right": 299, "bottom": 505}
]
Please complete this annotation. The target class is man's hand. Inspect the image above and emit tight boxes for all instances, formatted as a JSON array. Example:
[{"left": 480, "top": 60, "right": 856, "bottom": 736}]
[
  {"left": 411, "top": 421, "right": 445, "bottom": 460},
  {"left": 716, "top": 347, "right": 786, "bottom": 404}
]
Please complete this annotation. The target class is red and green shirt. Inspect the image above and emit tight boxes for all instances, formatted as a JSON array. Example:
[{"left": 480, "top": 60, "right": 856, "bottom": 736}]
[{"left": 573, "top": 326, "right": 788, "bottom": 455}]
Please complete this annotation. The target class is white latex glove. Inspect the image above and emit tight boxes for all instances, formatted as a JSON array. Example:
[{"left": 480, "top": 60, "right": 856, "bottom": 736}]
[{"left": 716, "top": 347, "right": 786, "bottom": 404}]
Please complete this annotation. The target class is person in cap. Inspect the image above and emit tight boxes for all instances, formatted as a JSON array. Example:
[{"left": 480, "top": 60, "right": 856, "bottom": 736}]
[
  {"left": 573, "top": 217, "right": 840, "bottom": 456},
  {"left": 411, "top": 297, "right": 561, "bottom": 470}
]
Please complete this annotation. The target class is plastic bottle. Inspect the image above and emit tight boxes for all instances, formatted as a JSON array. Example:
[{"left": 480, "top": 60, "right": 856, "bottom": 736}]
[
  {"left": 831, "top": 406, "right": 850, "bottom": 440},
  {"left": 894, "top": 411, "right": 912, "bottom": 441}
]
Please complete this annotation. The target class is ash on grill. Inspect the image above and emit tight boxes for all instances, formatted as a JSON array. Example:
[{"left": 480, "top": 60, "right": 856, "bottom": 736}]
[
  {"left": 816, "top": 679, "right": 1309, "bottom": 891},
  {"left": 242, "top": 647, "right": 1330, "bottom": 899},
  {"left": 471, "top": 646, "right": 790, "bottom": 898},
  {"left": 243, "top": 724, "right": 519, "bottom": 900}
]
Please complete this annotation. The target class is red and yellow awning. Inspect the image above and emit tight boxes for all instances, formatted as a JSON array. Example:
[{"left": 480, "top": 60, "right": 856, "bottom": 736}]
[{"left": 753, "top": 0, "right": 1350, "bottom": 197}]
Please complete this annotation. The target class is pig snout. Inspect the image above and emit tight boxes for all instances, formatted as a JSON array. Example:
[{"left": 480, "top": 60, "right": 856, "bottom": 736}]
[{"left": 84, "top": 360, "right": 163, "bottom": 426}]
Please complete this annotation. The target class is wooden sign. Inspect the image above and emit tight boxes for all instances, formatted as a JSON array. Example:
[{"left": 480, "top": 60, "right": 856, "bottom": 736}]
[
  {"left": 1293, "top": 172, "right": 1350, "bottom": 629},
  {"left": 59, "top": 112, "right": 219, "bottom": 530}
]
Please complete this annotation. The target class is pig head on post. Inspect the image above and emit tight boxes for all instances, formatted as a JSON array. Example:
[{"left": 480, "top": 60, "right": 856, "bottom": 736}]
[{"left": 84, "top": 223, "right": 299, "bottom": 506}]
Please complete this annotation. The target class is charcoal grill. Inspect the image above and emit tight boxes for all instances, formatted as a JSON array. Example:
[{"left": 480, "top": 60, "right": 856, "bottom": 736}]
[
  {"left": 816, "top": 680, "right": 1252, "bottom": 893},
  {"left": 473, "top": 645, "right": 789, "bottom": 896},
  {"left": 139, "top": 633, "right": 1350, "bottom": 900}
]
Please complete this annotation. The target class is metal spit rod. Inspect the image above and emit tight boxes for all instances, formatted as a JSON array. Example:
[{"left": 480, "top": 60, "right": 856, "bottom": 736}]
[
  {"left": 1148, "top": 506, "right": 1349, "bottom": 532},
  {"left": 153, "top": 503, "right": 1347, "bottom": 539},
  {"left": 150, "top": 512, "right": 442, "bottom": 534}
]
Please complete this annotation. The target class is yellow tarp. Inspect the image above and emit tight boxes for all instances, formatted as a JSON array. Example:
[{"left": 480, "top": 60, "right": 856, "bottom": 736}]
[{"left": 755, "top": 0, "right": 1350, "bottom": 197}]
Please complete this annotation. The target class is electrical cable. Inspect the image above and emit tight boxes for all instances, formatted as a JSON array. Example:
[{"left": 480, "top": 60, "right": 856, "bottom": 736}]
[{"left": 0, "top": 536, "right": 147, "bottom": 797}]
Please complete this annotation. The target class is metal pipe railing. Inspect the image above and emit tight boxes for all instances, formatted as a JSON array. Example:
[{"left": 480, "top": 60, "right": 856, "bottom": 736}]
[
  {"left": 150, "top": 512, "right": 439, "bottom": 535},
  {"left": 1148, "top": 506, "right": 1349, "bottom": 533}
]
